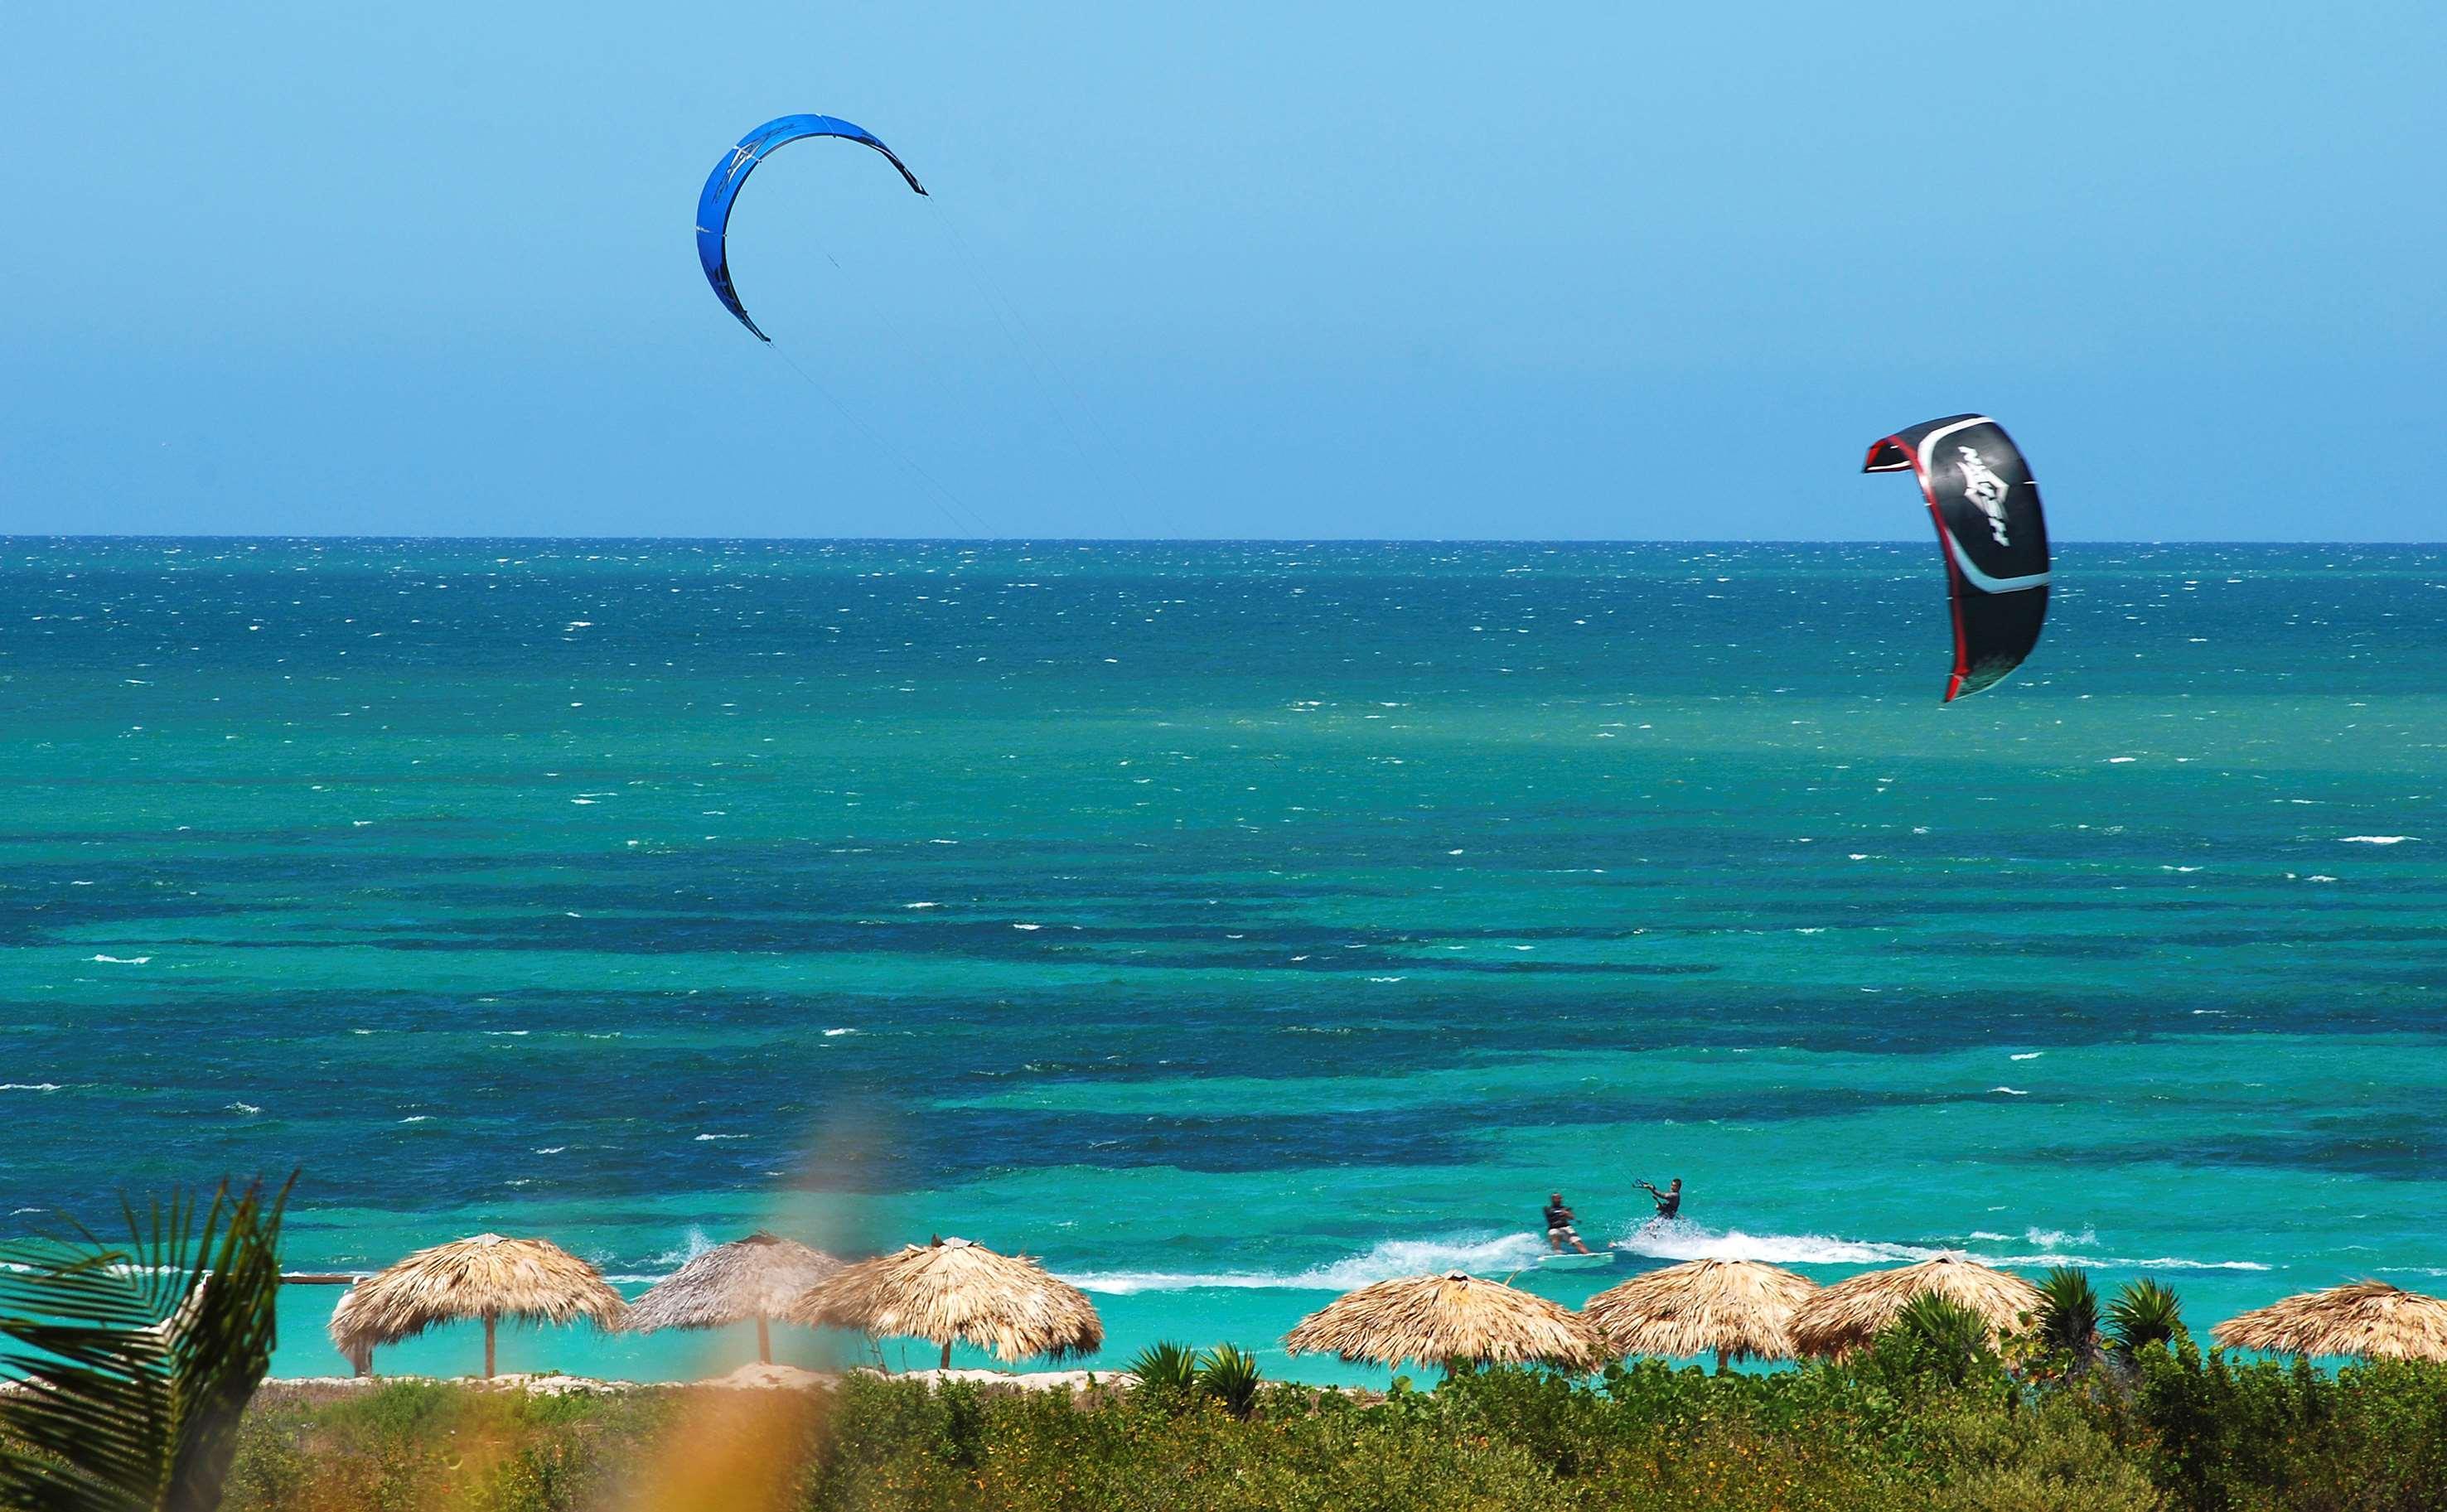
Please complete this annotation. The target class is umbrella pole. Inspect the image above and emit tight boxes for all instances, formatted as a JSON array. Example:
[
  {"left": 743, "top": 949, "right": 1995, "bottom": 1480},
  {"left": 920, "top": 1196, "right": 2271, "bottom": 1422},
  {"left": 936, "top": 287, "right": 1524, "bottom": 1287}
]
[
  {"left": 757, "top": 1316, "right": 772, "bottom": 1365},
  {"left": 1714, "top": 1349, "right": 1729, "bottom": 1374},
  {"left": 940, "top": 1340, "right": 953, "bottom": 1371},
  {"left": 485, "top": 1313, "right": 497, "bottom": 1379}
]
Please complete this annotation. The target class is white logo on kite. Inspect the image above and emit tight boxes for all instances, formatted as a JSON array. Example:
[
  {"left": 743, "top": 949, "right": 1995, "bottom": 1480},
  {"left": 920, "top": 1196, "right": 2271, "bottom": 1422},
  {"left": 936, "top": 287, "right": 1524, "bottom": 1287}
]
[{"left": 1957, "top": 447, "right": 2012, "bottom": 546}]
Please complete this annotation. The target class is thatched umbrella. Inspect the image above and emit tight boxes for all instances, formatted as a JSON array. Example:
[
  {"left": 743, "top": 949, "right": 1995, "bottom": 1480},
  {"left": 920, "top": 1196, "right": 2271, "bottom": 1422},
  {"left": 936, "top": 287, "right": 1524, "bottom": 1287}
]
[
  {"left": 327, "top": 1232, "right": 626, "bottom": 1379},
  {"left": 2212, "top": 1280, "right": 2447, "bottom": 1363},
  {"left": 1788, "top": 1254, "right": 2042, "bottom": 1359},
  {"left": 786, "top": 1235, "right": 1102, "bottom": 1371},
  {"left": 1284, "top": 1270, "right": 1606, "bottom": 1378},
  {"left": 1584, "top": 1258, "right": 1820, "bottom": 1369},
  {"left": 624, "top": 1232, "right": 841, "bottom": 1365}
]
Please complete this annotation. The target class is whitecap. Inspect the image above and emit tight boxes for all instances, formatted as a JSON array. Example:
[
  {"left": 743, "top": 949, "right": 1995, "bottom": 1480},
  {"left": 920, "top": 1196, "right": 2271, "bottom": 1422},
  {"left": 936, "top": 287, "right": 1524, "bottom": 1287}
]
[
  {"left": 2009, "top": 1052, "right": 2043, "bottom": 1061},
  {"left": 1069, "top": 1230, "right": 1550, "bottom": 1294},
  {"left": 903, "top": 901, "right": 940, "bottom": 909},
  {"left": 2340, "top": 835, "right": 2415, "bottom": 845},
  {"left": 88, "top": 954, "right": 152, "bottom": 965},
  {"left": 399, "top": 1115, "right": 431, "bottom": 1123},
  {"left": 230, "top": 1102, "right": 262, "bottom": 1114},
  {"left": 1012, "top": 923, "right": 1042, "bottom": 930},
  {"left": 694, "top": 1133, "right": 749, "bottom": 1142},
  {"left": 1989, "top": 1086, "right": 2029, "bottom": 1096},
  {"left": 0, "top": 1083, "right": 64, "bottom": 1093},
  {"left": 823, "top": 1027, "right": 857, "bottom": 1036},
  {"left": 534, "top": 1146, "right": 566, "bottom": 1155}
]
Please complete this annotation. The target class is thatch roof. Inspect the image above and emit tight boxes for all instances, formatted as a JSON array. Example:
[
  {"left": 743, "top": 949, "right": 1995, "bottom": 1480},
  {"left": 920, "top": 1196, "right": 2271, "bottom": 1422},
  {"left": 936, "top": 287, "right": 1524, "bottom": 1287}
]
[
  {"left": 1284, "top": 1270, "right": 1606, "bottom": 1373},
  {"left": 2211, "top": 1280, "right": 2447, "bottom": 1363},
  {"left": 1788, "top": 1254, "right": 2042, "bottom": 1358},
  {"left": 326, "top": 1233, "right": 626, "bottom": 1355},
  {"left": 1584, "top": 1259, "right": 1820, "bottom": 1364},
  {"left": 786, "top": 1237, "right": 1103, "bottom": 1364},
  {"left": 625, "top": 1233, "right": 841, "bottom": 1333}
]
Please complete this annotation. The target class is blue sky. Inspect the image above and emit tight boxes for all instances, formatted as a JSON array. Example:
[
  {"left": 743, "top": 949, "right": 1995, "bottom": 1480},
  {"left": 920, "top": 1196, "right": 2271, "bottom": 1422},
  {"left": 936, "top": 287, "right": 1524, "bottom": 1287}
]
[{"left": 2, "top": 1, "right": 2439, "bottom": 539}]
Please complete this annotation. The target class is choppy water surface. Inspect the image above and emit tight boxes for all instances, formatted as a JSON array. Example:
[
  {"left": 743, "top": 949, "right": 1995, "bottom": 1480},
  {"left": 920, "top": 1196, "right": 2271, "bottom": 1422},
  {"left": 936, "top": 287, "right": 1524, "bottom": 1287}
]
[{"left": 2, "top": 539, "right": 2442, "bottom": 1379}]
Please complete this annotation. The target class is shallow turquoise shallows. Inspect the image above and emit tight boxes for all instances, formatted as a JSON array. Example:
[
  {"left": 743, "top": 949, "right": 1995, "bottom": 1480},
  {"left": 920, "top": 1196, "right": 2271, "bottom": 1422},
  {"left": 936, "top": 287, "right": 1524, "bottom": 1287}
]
[{"left": 3, "top": 539, "right": 2441, "bottom": 1384}]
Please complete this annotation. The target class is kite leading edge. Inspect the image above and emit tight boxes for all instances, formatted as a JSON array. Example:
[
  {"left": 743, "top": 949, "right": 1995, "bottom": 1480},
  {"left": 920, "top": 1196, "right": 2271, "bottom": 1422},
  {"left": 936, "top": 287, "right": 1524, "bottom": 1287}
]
[
  {"left": 695, "top": 114, "right": 927, "bottom": 343},
  {"left": 1864, "top": 414, "right": 2052, "bottom": 701}
]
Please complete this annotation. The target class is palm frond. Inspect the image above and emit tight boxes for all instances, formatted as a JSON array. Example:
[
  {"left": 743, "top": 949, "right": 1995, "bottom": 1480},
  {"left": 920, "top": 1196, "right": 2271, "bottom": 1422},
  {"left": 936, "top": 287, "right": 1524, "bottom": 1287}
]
[
  {"left": 2035, "top": 1266, "right": 2101, "bottom": 1361},
  {"left": 2108, "top": 1278, "right": 2187, "bottom": 1355},
  {"left": 0, "top": 1176, "right": 293, "bottom": 1512}
]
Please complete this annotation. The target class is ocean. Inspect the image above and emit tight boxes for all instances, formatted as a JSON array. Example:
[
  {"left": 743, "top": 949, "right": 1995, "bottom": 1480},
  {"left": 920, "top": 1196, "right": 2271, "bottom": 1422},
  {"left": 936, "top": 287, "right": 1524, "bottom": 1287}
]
[{"left": 2, "top": 538, "right": 2442, "bottom": 1383}]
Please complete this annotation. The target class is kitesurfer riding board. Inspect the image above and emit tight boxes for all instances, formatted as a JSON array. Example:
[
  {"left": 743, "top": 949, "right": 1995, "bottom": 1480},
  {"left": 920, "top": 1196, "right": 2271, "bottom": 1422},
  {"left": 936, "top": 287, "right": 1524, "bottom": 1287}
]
[
  {"left": 1639, "top": 1178, "right": 1682, "bottom": 1221},
  {"left": 1545, "top": 1192, "right": 1594, "bottom": 1254}
]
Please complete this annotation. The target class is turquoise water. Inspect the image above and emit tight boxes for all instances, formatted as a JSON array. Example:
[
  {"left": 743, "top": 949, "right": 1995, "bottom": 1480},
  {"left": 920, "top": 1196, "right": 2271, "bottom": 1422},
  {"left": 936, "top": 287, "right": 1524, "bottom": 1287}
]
[{"left": 3, "top": 539, "right": 2443, "bottom": 1384}]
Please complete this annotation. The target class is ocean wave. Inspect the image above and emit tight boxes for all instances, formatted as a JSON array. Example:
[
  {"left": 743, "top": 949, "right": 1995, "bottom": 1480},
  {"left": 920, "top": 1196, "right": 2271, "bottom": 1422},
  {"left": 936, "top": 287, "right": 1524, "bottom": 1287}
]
[
  {"left": 1067, "top": 1231, "right": 1550, "bottom": 1295},
  {"left": 1628, "top": 1220, "right": 2269, "bottom": 1272},
  {"left": 1068, "top": 1220, "right": 2272, "bottom": 1293}
]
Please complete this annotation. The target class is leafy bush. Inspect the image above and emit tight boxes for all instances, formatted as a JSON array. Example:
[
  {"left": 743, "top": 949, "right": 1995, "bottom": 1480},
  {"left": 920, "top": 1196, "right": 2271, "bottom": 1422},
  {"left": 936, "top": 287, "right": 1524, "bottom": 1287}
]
[{"left": 215, "top": 1345, "right": 2447, "bottom": 1511}]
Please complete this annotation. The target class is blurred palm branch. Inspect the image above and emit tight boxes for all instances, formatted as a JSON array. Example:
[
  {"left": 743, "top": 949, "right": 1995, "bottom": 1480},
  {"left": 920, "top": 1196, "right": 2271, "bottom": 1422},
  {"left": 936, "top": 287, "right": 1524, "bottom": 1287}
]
[{"left": 0, "top": 1176, "right": 293, "bottom": 1512}]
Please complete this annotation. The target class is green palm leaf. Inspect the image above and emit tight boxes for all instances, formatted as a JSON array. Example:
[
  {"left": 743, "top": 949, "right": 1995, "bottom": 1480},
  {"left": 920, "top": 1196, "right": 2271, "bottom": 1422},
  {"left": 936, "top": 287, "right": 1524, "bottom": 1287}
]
[{"left": 0, "top": 1177, "right": 292, "bottom": 1512}]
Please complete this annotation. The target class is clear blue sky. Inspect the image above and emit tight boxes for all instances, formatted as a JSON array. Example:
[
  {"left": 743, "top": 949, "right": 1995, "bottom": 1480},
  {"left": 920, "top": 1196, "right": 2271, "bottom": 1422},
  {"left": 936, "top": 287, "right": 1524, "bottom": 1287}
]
[{"left": 2, "top": 1, "right": 2439, "bottom": 539}]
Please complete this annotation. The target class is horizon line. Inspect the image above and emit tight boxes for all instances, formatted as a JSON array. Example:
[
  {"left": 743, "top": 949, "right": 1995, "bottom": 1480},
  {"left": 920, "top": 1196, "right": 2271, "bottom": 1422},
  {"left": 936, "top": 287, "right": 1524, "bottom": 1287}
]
[{"left": 8, "top": 534, "right": 2445, "bottom": 548}]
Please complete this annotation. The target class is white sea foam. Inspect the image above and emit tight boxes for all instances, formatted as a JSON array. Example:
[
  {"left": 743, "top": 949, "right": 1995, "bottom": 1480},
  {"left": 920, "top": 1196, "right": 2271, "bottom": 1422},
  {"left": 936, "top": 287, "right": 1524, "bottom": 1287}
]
[
  {"left": 694, "top": 1133, "right": 748, "bottom": 1141},
  {"left": 2009, "top": 1052, "right": 2043, "bottom": 1061},
  {"left": 1989, "top": 1086, "right": 2030, "bottom": 1096},
  {"left": 2340, "top": 835, "right": 2415, "bottom": 845},
  {"left": 399, "top": 1115, "right": 431, "bottom": 1123},
  {"left": 88, "top": 954, "right": 151, "bottom": 965},
  {"left": 1061, "top": 1220, "right": 2269, "bottom": 1296},
  {"left": 824, "top": 1027, "right": 857, "bottom": 1036},
  {"left": 1, "top": 1083, "right": 64, "bottom": 1093},
  {"left": 1067, "top": 1231, "right": 1551, "bottom": 1295},
  {"left": 230, "top": 1102, "right": 262, "bottom": 1114}
]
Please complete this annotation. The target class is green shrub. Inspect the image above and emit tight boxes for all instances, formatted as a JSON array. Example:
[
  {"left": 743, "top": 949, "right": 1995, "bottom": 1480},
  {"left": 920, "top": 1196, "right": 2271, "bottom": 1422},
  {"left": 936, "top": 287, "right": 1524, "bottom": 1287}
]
[
  {"left": 2035, "top": 1268, "right": 2101, "bottom": 1365},
  {"left": 2109, "top": 1278, "right": 2188, "bottom": 1357},
  {"left": 1195, "top": 1345, "right": 1262, "bottom": 1419},
  {"left": 213, "top": 1348, "right": 2447, "bottom": 1511},
  {"left": 1128, "top": 1341, "right": 1200, "bottom": 1399}
]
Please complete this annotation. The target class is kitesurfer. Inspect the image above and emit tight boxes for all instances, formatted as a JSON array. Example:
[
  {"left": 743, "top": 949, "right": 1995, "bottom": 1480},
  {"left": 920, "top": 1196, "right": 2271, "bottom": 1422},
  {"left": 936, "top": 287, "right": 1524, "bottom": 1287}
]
[
  {"left": 1545, "top": 1192, "right": 1593, "bottom": 1254},
  {"left": 1639, "top": 1177, "right": 1683, "bottom": 1221}
]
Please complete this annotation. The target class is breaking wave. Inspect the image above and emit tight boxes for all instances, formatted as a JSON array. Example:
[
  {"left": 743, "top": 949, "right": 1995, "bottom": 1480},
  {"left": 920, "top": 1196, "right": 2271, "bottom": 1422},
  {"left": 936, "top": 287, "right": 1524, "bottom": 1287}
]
[{"left": 1063, "top": 1220, "right": 2270, "bottom": 1292}]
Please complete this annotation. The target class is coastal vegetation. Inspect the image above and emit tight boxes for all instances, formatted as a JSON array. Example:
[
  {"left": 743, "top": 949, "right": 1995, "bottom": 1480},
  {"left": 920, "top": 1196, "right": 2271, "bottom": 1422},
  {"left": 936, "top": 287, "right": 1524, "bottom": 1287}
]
[
  {"left": 216, "top": 1332, "right": 2447, "bottom": 1511},
  {"left": 12, "top": 1193, "right": 2447, "bottom": 1510}
]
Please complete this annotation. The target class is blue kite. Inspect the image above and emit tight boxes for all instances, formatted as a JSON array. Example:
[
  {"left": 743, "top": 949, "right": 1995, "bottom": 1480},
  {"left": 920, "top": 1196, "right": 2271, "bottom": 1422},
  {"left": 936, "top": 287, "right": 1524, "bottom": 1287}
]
[{"left": 695, "top": 114, "right": 926, "bottom": 342}]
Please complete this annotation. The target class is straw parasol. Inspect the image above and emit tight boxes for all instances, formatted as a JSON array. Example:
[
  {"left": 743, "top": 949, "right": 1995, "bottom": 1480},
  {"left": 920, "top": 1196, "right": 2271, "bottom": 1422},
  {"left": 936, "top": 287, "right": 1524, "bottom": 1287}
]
[
  {"left": 2211, "top": 1280, "right": 2447, "bottom": 1363},
  {"left": 786, "top": 1235, "right": 1103, "bottom": 1371},
  {"left": 625, "top": 1232, "right": 842, "bottom": 1365},
  {"left": 1284, "top": 1270, "right": 1606, "bottom": 1378},
  {"left": 1584, "top": 1258, "right": 1821, "bottom": 1369},
  {"left": 327, "top": 1232, "right": 627, "bottom": 1379},
  {"left": 1788, "top": 1254, "right": 2043, "bottom": 1359}
]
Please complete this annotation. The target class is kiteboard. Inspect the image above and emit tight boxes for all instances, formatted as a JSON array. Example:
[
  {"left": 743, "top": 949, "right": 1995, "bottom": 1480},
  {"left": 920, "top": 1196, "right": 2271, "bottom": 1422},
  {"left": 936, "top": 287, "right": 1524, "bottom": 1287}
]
[{"left": 1535, "top": 1250, "right": 1619, "bottom": 1271}]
